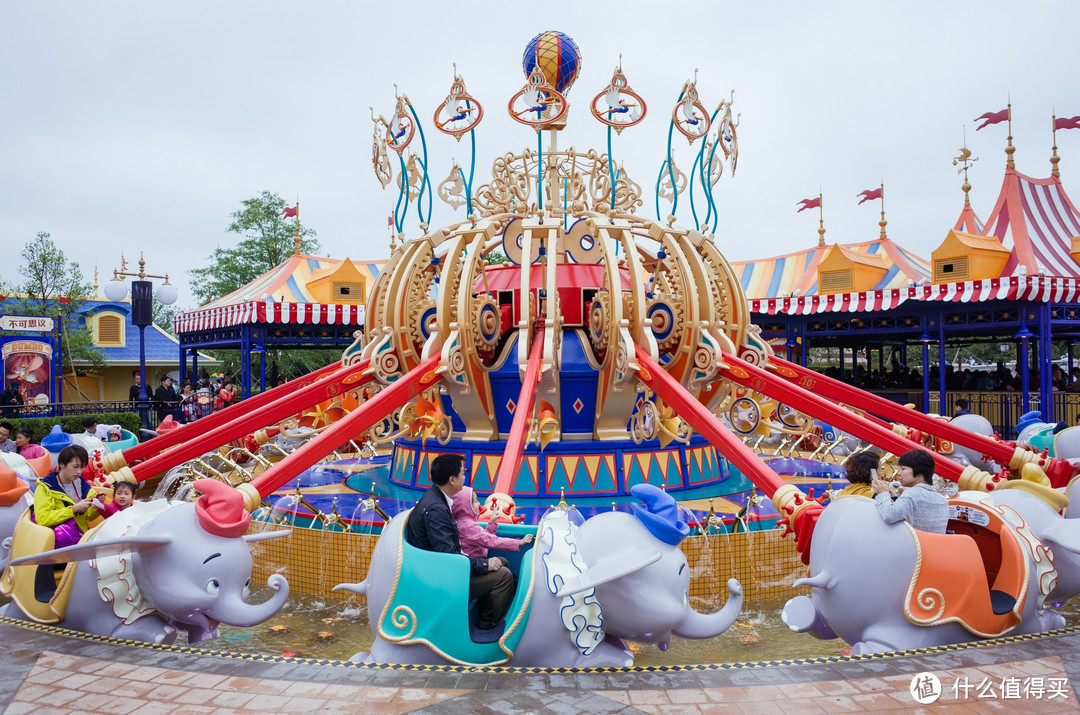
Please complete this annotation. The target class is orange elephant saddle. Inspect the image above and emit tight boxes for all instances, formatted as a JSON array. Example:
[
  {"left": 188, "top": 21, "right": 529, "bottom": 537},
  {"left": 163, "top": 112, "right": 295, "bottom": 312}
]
[{"left": 903, "top": 494, "right": 1052, "bottom": 638}]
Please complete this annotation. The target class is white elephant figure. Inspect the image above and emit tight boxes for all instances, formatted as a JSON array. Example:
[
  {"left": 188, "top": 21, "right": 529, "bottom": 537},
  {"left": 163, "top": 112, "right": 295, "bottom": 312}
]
[
  {"left": 782, "top": 492, "right": 1063, "bottom": 654},
  {"left": 335, "top": 484, "right": 743, "bottom": 667},
  {"left": 0, "top": 479, "right": 290, "bottom": 645}
]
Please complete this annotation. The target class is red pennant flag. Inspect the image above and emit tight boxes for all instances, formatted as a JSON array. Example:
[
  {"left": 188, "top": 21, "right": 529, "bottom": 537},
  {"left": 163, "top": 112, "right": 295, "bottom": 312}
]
[
  {"left": 283, "top": 206, "right": 298, "bottom": 219},
  {"left": 796, "top": 197, "right": 821, "bottom": 213},
  {"left": 388, "top": 215, "right": 393, "bottom": 228},
  {"left": 1055, "top": 116, "right": 1080, "bottom": 131},
  {"left": 857, "top": 188, "right": 882, "bottom": 205},
  {"left": 974, "top": 108, "right": 1009, "bottom": 131}
]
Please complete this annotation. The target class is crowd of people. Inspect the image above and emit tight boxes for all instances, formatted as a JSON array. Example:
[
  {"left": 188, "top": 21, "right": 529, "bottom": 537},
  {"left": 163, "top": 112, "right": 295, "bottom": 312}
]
[
  {"left": 131, "top": 371, "right": 238, "bottom": 425},
  {"left": 821, "top": 359, "right": 1080, "bottom": 394}
]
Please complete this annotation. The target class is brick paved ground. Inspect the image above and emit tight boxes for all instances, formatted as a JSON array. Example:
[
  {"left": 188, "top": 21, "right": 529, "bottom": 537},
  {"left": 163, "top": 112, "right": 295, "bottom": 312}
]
[{"left": 2, "top": 621, "right": 1080, "bottom": 713}]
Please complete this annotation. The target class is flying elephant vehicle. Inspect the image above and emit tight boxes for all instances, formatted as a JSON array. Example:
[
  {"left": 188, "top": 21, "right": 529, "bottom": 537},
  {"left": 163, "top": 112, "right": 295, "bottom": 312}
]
[{"left": 5, "top": 30, "right": 1080, "bottom": 667}]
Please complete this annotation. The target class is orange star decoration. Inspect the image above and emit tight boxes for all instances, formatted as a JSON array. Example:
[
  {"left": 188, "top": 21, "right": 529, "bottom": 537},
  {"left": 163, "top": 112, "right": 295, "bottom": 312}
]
[{"left": 408, "top": 395, "right": 444, "bottom": 446}]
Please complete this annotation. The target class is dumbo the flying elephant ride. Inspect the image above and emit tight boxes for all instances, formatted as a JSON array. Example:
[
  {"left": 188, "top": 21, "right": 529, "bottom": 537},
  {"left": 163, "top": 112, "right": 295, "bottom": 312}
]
[
  {"left": 0, "top": 479, "right": 290, "bottom": 645},
  {"left": 334, "top": 484, "right": 743, "bottom": 667}
]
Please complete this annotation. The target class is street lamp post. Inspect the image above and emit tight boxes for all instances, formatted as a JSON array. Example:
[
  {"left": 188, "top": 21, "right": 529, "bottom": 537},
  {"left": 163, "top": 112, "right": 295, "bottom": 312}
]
[{"left": 104, "top": 254, "right": 178, "bottom": 429}]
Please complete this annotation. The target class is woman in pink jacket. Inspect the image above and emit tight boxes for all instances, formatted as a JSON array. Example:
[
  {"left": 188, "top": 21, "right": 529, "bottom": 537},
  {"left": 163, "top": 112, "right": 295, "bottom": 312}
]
[{"left": 450, "top": 486, "right": 533, "bottom": 560}]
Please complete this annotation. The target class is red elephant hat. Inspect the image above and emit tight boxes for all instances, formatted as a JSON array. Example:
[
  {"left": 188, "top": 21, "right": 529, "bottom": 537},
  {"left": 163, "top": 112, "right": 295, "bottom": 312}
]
[
  {"left": 0, "top": 463, "right": 30, "bottom": 506},
  {"left": 193, "top": 479, "right": 250, "bottom": 537}
]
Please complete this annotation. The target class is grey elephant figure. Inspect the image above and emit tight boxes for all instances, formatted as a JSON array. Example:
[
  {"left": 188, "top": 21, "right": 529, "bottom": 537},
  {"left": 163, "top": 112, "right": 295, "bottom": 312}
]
[
  {"left": 1, "top": 479, "right": 289, "bottom": 645},
  {"left": 335, "top": 484, "right": 742, "bottom": 667},
  {"left": 782, "top": 492, "right": 1063, "bottom": 654},
  {"left": 947, "top": 414, "right": 1002, "bottom": 472},
  {"left": 993, "top": 479, "right": 1080, "bottom": 606},
  {"left": 0, "top": 466, "right": 32, "bottom": 572}
]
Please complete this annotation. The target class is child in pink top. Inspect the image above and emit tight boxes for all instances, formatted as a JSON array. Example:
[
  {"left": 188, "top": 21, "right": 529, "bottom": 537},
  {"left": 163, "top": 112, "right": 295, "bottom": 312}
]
[
  {"left": 95, "top": 480, "right": 137, "bottom": 518},
  {"left": 450, "top": 486, "right": 533, "bottom": 560}
]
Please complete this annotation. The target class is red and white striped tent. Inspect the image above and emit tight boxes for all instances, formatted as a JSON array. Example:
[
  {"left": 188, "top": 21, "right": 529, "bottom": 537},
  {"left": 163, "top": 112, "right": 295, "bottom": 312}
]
[{"left": 175, "top": 254, "right": 386, "bottom": 333}]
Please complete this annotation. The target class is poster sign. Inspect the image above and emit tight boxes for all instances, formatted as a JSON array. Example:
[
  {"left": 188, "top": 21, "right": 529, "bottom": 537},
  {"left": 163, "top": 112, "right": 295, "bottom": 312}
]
[
  {"left": 1, "top": 338, "right": 54, "bottom": 405},
  {"left": 0, "top": 315, "right": 54, "bottom": 332}
]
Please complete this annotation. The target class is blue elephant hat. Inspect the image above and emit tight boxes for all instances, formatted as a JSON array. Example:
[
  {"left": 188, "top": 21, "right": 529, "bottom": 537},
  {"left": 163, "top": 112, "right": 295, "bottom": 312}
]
[
  {"left": 630, "top": 483, "right": 690, "bottom": 545},
  {"left": 1015, "top": 410, "right": 1045, "bottom": 435},
  {"left": 41, "top": 424, "right": 73, "bottom": 453}
]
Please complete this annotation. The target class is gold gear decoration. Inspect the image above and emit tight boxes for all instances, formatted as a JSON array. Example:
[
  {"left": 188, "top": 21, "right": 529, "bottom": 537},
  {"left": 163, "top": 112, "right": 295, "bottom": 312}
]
[
  {"left": 471, "top": 293, "right": 501, "bottom": 352},
  {"left": 587, "top": 291, "right": 612, "bottom": 352}
]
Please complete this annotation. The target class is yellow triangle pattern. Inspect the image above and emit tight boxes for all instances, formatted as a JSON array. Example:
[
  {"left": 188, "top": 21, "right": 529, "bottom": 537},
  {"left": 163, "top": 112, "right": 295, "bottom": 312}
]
[
  {"left": 562, "top": 456, "right": 581, "bottom": 489},
  {"left": 582, "top": 456, "right": 601, "bottom": 488}
]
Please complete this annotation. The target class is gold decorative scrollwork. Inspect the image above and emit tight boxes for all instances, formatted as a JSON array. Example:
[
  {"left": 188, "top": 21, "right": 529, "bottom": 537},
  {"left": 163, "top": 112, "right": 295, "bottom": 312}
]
[
  {"left": 915, "top": 588, "right": 945, "bottom": 619},
  {"left": 388, "top": 605, "right": 418, "bottom": 639}
]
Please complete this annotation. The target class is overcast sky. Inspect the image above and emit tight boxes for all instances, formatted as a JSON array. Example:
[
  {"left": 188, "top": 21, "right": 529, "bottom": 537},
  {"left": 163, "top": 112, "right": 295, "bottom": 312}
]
[{"left": 2, "top": 1, "right": 1077, "bottom": 310}]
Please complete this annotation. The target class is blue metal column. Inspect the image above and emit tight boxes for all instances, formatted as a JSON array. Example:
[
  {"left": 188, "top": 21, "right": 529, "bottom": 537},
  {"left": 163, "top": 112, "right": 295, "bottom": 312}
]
[
  {"left": 191, "top": 349, "right": 199, "bottom": 385},
  {"left": 921, "top": 339, "right": 931, "bottom": 413},
  {"left": 240, "top": 325, "right": 252, "bottom": 400},
  {"left": 180, "top": 346, "right": 188, "bottom": 388},
  {"left": 258, "top": 330, "right": 267, "bottom": 393},
  {"left": 1017, "top": 311, "right": 1032, "bottom": 415},
  {"left": 1039, "top": 302, "right": 1053, "bottom": 420},
  {"left": 938, "top": 322, "right": 947, "bottom": 414}
]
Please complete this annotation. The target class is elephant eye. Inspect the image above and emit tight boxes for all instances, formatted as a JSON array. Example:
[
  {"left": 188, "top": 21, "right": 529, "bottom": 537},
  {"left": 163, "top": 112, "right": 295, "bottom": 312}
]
[
  {"left": 206, "top": 579, "right": 221, "bottom": 595},
  {"left": 243, "top": 579, "right": 250, "bottom": 599}
]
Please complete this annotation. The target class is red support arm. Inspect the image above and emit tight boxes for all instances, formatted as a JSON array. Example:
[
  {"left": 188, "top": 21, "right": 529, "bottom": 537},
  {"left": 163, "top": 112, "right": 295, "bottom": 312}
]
[
  {"left": 115, "top": 360, "right": 372, "bottom": 483},
  {"left": 770, "top": 357, "right": 1077, "bottom": 487},
  {"left": 241, "top": 356, "right": 441, "bottom": 501},
  {"left": 721, "top": 355, "right": 1002, "bottom": 491},
  {"left": 493, "top": 327, "right": 545, "bottom": 496},
  {"left": 98, "top": 360, "right": 347, "bottom": 472},
  {"left": 635, "top": 351, "right": 822, "bottom": 563}
]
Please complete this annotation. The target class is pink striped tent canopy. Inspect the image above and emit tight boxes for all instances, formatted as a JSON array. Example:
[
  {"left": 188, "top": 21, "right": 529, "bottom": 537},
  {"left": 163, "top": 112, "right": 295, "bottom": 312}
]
[
  {"left": 175, "top": 254, "right": 386, "bottom": 333},
  {"left": 986, "top": 168, "right": 1080, "bottom": 278}
]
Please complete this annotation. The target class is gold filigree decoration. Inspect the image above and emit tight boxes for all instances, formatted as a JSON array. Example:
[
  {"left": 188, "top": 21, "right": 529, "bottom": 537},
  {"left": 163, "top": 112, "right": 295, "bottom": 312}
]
[{"left": 472, "top": 149, "right": 642, "bottom": 218}]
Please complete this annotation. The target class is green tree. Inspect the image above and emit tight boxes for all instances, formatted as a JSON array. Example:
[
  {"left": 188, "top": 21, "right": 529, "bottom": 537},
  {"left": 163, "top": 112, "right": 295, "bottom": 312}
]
[
  {"left": 189, "top": 191, "right": 319, "bottom": 305},
  {"left": 152, "top": 302, "right": 181, "bottom": 334},
  {"left": 4, "top": 232, "right": 103, "bottom": 375},
  {"left": 486, "top": 251, "right": 508, "bottom": 265}
]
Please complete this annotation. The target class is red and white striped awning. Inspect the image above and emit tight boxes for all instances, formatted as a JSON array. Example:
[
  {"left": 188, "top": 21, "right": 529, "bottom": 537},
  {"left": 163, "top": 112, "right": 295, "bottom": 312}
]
[
  {"left": 749, "top": 276, "right": 1080, "bottom": 316},
  {"left": 175, "top": 301, "right": 365, "bottom": 333}
]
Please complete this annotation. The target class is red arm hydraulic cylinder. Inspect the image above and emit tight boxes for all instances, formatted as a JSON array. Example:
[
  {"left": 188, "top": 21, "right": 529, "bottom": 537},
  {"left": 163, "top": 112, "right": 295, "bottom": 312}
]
[
  {"left": 241, "top": 355, "right": 441, "bottom": 501},
  {"left": 117, "top": 360, "right": 372, "bottom": 483},
  {"left": 771, "top": 356, "right": 1077, "bottom": 487},
  {"left": 493, "top": 327, "right": 545, "bottom": 496}
]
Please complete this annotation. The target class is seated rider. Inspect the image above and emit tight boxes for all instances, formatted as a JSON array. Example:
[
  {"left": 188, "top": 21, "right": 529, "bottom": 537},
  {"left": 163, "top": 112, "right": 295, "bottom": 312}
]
[
  {"left": 32, "top": 445, "right": 101, "bottom": 549},
  {"left": 96, "top": 478, "right": 138, "bottom": 518},
  {"left": 451, "top": 486, "right": 534, "bottom": 563},
  {"left": 871, "top": 449, "right": 948, "bottom": 534},
  {"left": 406, "top": 454, "right": 515, "bottom": 631},
  {"left": 836, "top": 451, "right": 880, "bottom": 498}
]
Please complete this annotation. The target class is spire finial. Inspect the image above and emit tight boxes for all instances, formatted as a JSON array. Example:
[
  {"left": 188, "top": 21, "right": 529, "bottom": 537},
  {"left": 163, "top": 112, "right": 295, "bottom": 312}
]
[
  {"left": 953, "top": 130, "right": 978, "bottom": 208},
  {"left": 93, "top": 264, "right": 99, "bottom": 296},
  {"left": 878, "top": 181, "right": 887, "bottom": 240},
  {"left": 1051, "top": 113, "right": 1061, "bottom": 178},
  {"left": 817, "top": 192, "right": 825, "bottom": 247},
  {"left": 293, "top": 199, "right": 301, "bottom": 256},
  {"left": 1005, "top": 101, "right": 1015, "bottom": 169}
]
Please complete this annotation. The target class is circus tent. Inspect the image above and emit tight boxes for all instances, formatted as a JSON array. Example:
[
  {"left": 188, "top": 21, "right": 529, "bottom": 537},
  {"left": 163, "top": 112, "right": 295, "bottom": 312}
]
[{"left": 175, "top": 253, "right": 387, "bottom": 397}]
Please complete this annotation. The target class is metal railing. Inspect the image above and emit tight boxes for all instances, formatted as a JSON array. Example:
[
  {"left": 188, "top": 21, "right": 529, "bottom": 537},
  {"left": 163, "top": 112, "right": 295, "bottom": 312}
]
[
  {"left": 0, "top": 401, "right": 164, "bottom": 429},
  {"left": 869, "top": 390, "right": 1080, "bottom": 438}
]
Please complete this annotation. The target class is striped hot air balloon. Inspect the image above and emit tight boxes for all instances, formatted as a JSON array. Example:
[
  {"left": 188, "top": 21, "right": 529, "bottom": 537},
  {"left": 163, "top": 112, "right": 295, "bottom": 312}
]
[{"left": 522, "top": 30, "right": 581, "bottom": 94}]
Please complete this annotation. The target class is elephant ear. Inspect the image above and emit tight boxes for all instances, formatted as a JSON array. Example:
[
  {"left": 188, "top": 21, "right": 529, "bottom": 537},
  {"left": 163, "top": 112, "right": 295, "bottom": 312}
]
[
  {"left": 554, "top": 546, "right": 661, "bottom": 598},
  {"left": 8, "top": 536, "right": 171, "bottom": 567}
]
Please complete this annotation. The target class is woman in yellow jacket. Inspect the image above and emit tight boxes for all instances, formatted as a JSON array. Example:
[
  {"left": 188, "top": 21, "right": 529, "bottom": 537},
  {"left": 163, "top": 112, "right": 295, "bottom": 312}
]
[
  {"left": 836, "top": 451, "right": 880, "bottom": 499},
  {"left": 32, "top": 445, "right": 101, "bottom": 548}
]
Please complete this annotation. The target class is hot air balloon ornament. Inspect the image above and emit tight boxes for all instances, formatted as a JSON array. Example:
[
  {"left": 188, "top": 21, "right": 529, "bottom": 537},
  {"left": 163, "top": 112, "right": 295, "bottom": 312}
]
[
  {"left": 370, "top": 111, "right": 393, "bottom": 189},
  {"left": 672, "top": 74, "right": 710, "bottom": 144},
  {"left": 433, "top": 69, "right": 484, "bottom": 141},
  {"left": 385, "top": 93, "right": 415, "bottom": 153},
  {"left": 590, "top": 61, "right": 647, "bottom": 134},
  {"left": 508, "top": 65, "right": 567, "bottom": 131}
]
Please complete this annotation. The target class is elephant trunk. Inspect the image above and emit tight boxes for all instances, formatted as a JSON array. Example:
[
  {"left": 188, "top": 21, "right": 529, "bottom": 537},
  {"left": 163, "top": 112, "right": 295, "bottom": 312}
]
[
  {"left": 332, "top": 580, "right": 368, "bottom": 596},
  {"left": 214, "top": 574, "right": 290, "bottom": 627},
  {"left": 672, "top": 578, "right": 743, "bottom": 639}
]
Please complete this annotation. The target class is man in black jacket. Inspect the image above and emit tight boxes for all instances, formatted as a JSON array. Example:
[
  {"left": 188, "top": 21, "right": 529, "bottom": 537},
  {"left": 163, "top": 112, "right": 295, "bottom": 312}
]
[{"left": 406, "top": 453, "right": 514, "bottom": 631}]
